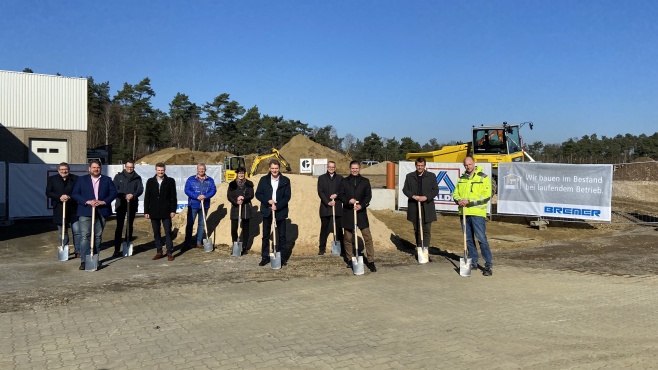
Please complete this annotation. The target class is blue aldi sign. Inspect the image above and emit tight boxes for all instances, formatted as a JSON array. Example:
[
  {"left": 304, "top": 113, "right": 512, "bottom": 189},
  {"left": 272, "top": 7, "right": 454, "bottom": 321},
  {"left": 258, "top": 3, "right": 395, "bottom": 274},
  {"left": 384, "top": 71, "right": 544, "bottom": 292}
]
[{"left": 432, "top": 168, "right": 460, "bottom": 204}]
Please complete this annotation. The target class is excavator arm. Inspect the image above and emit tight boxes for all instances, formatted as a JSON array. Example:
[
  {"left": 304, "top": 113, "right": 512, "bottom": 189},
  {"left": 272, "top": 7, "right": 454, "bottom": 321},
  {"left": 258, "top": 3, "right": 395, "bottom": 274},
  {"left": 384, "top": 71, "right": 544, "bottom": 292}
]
[{"left": 248, "top": 148, "right": 293, "bottom": 177}]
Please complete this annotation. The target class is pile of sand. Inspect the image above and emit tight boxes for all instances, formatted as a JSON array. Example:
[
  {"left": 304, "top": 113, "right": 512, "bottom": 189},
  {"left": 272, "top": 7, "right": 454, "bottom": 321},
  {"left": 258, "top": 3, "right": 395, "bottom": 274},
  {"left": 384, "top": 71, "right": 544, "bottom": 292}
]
[
  {"left": 614, "top": 161, "right": 658, "bottom": 181},
  {"left": 361, "top": 161, "right": 398, "bottom": 175},
  {"left": 171, "top": 174, "right": 397, "bottom": 255},
  {"left": 137, "top": 148, "right": 233, "bottom": 166},
  {"left": 278, "top": 135, "right": 353, "bottom": 174}
]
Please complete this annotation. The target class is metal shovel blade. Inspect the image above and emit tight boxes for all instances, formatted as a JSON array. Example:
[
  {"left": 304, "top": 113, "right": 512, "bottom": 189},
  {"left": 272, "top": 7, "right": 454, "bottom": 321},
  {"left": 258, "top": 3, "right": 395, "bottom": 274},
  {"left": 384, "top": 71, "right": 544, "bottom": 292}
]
[
  {"left": 417, "top": 246, "right": 428, "bottom": 264},
  {"left": 58, "top": 245, "right": 69, "bottom": 262},
  {"left": 331, "top": 241, "right": 341, "bottom": 255},
  {"left": 352, "top": 256, "right": 365, "bottom": 275},
  {"left": 232, "top": 241, "right": 242, "bottom": 257},
  {"left": 85, "top": 254, "right": 98, "bottom": 271},
  {"left": 270, "top": 252, "right": 281, "bottom": 270},
  {"left": 459, "top": 257, "right": 472, "bottom": 277},
  {"left": 203, "top": 238, "right": 213, "bottom": 252},
  {"left": 122, "top": 241, "right": 133, "bottom": 257}
]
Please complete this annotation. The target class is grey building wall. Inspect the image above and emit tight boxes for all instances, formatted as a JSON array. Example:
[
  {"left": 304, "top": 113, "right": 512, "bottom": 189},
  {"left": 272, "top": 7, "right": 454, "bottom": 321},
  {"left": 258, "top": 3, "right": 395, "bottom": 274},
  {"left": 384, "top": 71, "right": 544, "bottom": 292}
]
[{"left": 0, "top": 127, "right": 87, "bottom": 164}]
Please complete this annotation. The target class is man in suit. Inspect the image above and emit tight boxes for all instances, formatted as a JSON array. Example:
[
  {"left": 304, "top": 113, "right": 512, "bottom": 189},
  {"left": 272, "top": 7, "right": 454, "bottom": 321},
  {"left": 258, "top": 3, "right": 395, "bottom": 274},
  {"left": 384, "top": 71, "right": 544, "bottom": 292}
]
[
  {"left": 112, "top": 160, "right": 144, "bottom": 257},
  {"left": 45, "top": 162, "right": 80, "bottom": 258},
  {"left": 402, "top": 157, "right": 439, "bottom": 252},
  {"left": 316, "top": 160, "right": 344, "bottom": 255},
  {"left": 71, "top": 160, "right": 118, "bottom": 270},
  {"left": 144, "top": 163, "right": 177, "bottom": 261},
  {"left": 255, "top": 160, "right": 291, "bottom": 267}
]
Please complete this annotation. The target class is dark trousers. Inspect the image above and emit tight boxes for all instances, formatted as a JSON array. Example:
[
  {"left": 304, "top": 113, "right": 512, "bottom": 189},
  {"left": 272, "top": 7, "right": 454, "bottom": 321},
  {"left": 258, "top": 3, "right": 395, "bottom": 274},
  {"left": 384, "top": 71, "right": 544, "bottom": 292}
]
[
  {"left": 114, "top": 208, "right": 137, "bottom": 251},
  {"left": 319, "top": 216, "right": 344, "bottom": 252},
  {"left": 261, "top": 216, "right": 286, "bottom": 258},
  {"left": 151, "top": 218, "right": 174, "bottom": 255},
  {"left": 231, "top": 218, "right": 251, "bottom": 245},
  {"left": 413, "top": 221, "right": 432, "bottom": 248}
]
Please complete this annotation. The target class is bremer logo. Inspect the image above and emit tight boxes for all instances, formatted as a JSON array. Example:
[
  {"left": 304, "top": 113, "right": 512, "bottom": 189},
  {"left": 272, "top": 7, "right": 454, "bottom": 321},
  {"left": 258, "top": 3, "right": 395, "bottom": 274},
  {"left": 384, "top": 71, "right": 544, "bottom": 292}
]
[
  {"left": 434, "top": 169, "right": 458, "bottom": 203},
  {"left": 544, "top": 206, "right": 601, "bottom": 217}
]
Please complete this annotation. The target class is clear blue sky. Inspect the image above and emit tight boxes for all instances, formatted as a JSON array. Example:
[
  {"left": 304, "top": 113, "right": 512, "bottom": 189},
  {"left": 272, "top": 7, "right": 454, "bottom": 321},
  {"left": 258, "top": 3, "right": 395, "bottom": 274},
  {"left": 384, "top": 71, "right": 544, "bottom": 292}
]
[{"left": 2, "top": 0, "right": 656, "bottom": 146}]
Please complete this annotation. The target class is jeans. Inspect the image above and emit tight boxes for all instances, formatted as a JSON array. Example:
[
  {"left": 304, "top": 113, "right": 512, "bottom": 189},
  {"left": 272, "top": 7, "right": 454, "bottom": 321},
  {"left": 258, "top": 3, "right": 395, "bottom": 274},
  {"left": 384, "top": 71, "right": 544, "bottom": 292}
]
[
  {"left": 261, "top": 216, "right": 286, "bottom": 258},
  {"left": 460, "top": 215, "right": 493, "bottom": 267},
  {"left": 57, "top": 221, "right": 81, "bottom": 254},
  {"left": 185, "top": 207, "right": 208, "bottom": 245},
  {"left": 78, "top": 215, "right": 106, "bottom": 261},
  {"left": 151, "top": 218, "right": 174, "bottom": 255}
]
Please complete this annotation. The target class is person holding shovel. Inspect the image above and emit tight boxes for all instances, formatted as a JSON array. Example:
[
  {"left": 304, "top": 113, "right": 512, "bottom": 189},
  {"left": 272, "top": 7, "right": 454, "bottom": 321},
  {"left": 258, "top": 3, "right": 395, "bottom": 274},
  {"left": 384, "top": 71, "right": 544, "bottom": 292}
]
[
  {"left": 402, "top": 157, "right": 439, "bottom": 254},
  {"left": 340, "top": 160, "right": 376, "bottom": 272},
  {"left": 255, "top": 160, "right": 291, "bottom": 267},
  {"left": 317, "top": 160, "right": 344, "bottom": 255},
  {"left": 71, "top": 160, "right": 118, "bottom": 270},
  {"left": 45, "top": 162, "right": 80, "bottom": 258},
  {"left": 184, "top": 163, "right": 217, "bottom": 250},
  {"left": 227, "top": 167, "right": 255, "bottom": 255},
  {"left": 452, "top": 156, "right": 493, "bottom": 276},
  {"left": 112, "top": 160, "right": 144, "bottom": 258},
  {"left": 144, "top": 163, "right": 177, "bottom": 261}
]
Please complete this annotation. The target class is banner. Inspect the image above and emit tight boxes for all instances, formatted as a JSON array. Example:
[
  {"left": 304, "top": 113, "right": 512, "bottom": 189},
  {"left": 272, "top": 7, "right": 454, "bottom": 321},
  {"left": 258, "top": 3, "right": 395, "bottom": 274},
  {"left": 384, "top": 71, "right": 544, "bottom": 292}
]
[
  {"left": 8, "top": 164, "right": 223, "bottom": 219},
  {"left": 497, "top": 163, "right": 612, "bottom": 221},
  {"left": 397, "top": 161, "right": 492, "bottom": 213}
]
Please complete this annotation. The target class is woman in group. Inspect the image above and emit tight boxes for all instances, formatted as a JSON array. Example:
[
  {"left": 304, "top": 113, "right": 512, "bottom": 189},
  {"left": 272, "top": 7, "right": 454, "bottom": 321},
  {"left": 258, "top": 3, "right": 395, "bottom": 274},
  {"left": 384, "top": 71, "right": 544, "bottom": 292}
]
[{"left": 227, "top": 167, "right": 255, "bottom": 254}]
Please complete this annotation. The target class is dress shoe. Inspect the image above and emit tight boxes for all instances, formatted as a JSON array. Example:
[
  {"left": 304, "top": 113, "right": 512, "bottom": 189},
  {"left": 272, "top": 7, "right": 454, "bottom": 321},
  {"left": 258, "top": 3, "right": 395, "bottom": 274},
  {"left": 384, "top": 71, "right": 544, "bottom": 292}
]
[
  {"left": 152, "top": 253, "right": 164, "bottom": 260},
  {"left": 167, "top": 254, "right": 174, "bottom": 261},
  {"left": 74, "top": 252, "right": 80, "bottom": 259},
  {"left": 196, "top": 243, "right": 204, "bottom": 249},
  {"left": 367, "top": 262, "right": 377, "bottom": 272},
  {"left": 79, "top": 263, "right": 85, "bottom": 270},
  {"left": 112, "top": 251, "right": 123, "bottom": 258},
  {"left": 346, "top": 261, "right": 353, "bottom": 269},
  {"left": 282, "top": 260, "right": 288, "bottom": 266},
  {"left": 318, "top": 249, "right": 325, "bottom": 255},
  {"left": 258, "top": 257, "right": 270, "bottom": 266}
]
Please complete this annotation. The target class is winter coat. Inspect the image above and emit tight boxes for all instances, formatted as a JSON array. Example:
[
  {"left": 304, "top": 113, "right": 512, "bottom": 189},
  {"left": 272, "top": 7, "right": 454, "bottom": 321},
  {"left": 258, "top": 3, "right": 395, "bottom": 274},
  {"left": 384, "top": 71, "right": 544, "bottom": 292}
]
[
  {"left": 452, "top": 165, "right": 491, "bottom": 217},
  {"left": 45, "top": 174, "right": 79, "bottom": 225},
  {"left": 227, "top": 179, "right": 255, "bottom": 220},
  {"left": 339, "top": 174, "right": 372, "bottom": 229},
  {"left": 184, "top": 175, "right": 217, "bottom": 209},
  {"left": 317, "top": 172, "right": 343, "bottom": 218},
  {"left": 71, "top": 174, "right": 118, "bottom": 217},
  {"left": 402, "top": 170, "right": 439, "bottom": 223},
  {"left": 144, "top": 175, "right": 177, "bottom": 219},
  {"left": 113, "top": 170, "right": 144, "bottom": 212},
  {"left": 255, "top": 174, "right": 291, "bottom": 220}
]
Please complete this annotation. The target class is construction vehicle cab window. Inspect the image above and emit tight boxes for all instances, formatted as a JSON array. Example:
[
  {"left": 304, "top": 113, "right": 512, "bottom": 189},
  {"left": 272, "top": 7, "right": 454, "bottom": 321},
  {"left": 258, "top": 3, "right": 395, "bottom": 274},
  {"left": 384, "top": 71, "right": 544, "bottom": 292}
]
[{"left": 224, "top": 148, "right": 292, "bottom": 182}]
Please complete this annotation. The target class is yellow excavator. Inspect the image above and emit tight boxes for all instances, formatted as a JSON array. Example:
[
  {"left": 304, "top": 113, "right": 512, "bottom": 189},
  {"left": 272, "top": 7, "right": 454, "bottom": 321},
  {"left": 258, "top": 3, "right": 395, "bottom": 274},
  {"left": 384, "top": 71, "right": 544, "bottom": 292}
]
[{"left": 224, "top": 148, "right": 293, "bottom": 182}]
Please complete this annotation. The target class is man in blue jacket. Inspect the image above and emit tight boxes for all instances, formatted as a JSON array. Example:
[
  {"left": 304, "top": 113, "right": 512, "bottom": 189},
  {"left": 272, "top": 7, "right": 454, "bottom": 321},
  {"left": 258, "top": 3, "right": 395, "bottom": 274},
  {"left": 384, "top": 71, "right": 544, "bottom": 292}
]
[
  {"left": 184, "top": 163, "right": 217, "bottom": 249},
  {"left": 71, "top": 160, "right": 118, "bottom": 270},
  {"left": 255, "top": 160, "right": 292, "bottom": 266}
]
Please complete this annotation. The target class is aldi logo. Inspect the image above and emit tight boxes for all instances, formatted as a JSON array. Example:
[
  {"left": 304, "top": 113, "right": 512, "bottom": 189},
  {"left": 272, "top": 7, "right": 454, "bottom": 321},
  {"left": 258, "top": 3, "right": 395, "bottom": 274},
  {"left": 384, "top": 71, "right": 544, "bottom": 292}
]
[{"left": 432, "top": 168, "right": 460, "bottom": 204}]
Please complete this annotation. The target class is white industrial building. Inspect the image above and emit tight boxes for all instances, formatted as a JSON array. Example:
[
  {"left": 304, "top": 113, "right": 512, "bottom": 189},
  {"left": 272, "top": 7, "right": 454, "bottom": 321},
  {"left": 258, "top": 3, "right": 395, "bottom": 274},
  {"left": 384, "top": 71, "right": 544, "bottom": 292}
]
[{"left": 0, "top": 70, "right": 88, "bottom": 164}]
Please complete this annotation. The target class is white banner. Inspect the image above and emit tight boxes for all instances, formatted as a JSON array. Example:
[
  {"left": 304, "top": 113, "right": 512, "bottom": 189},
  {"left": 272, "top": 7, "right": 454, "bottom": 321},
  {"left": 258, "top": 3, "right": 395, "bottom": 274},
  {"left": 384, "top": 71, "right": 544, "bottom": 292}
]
[
  {"left": 8, "top": 164, "right": 223, "bottom": 219},
  {"left": 497, "top": 163, "right": 613, "bottom": 221},
  {"left": 397, "top": 161, "right": 492, "bottom": 213}
]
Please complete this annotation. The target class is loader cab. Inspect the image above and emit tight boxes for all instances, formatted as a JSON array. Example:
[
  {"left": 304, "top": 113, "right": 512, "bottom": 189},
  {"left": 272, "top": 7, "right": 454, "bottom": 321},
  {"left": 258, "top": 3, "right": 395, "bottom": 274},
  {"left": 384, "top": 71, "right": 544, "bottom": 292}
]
[
  {"left": 224, "top": 156, "right": 246, "bottom": 182},
  {"left": 472, "top": 124, "right": 522, "bottom": 155}
]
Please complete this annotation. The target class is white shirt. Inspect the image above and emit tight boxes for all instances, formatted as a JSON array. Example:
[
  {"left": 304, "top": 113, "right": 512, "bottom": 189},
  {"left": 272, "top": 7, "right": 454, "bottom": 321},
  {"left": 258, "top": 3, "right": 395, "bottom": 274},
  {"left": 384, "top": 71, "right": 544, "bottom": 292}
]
[{"left": 271, "top": 176, "right": 279, "bottom": 202}]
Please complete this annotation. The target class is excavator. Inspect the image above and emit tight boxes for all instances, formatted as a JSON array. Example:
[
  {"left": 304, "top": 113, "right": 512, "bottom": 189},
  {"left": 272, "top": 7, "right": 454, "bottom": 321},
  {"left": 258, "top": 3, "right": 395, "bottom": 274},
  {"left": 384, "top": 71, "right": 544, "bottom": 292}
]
[
  {"left": 224, "top": 148, "right": 293, "bottom": 182},
  {"left": 406, "top": 121, "right": 535, "bottom": 193}
]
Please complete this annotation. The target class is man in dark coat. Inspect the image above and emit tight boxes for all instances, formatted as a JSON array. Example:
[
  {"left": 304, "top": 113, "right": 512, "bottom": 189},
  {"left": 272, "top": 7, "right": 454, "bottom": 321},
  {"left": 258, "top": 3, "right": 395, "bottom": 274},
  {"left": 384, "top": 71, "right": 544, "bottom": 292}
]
[
  {"left": 112, "top": 160, "right": 144, "bottom": 257},
  {"left": 402, "top": 157, "right": 439, "bottom": 249},
  {"left": 340, "top": 160, "right": 376, "bottom": 272},
  {"left": 71, "top": 160, "right": 118, "bottom": 270},
  {"left": 45, "top": 162, "right": 80, "bottom": 258},
  {"left": 316, "top": 161, "right": 344, "bottom": 255},
  {"left": 227, "top": 167, "right": 255, "bottom": 255},
  {"left": 144, "top": 163, "right": 177, "bottom": 261},
  {"left": 255, "top": 160, "right": 292, "bottom": 266}
]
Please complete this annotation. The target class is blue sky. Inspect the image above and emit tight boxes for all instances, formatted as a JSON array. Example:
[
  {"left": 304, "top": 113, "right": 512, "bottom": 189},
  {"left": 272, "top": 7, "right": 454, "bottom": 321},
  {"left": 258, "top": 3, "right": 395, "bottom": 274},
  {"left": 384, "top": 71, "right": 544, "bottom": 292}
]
[{"left": 2, "top": 0, "right": 657, "bottom": 146}]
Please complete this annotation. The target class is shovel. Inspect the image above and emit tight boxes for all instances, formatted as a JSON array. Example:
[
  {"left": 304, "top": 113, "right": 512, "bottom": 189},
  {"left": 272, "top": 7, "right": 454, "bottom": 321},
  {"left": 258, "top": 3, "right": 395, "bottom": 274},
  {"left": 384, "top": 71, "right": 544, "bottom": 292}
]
[
  {"left": 200, "top": 205, "right": 213, "bottom": 252},
  {"left": 416, "top": 200, "right": 429, "bottom": 264},
  {"left": 331, "top": 203, "right": 341, "bottom": 255},
  {"left": 232, "top": 204, "right": 243, "bottom": 257},
  {"left": 270, "top": 209, "right": 281, "bottom": 270},
  {"left": 85, "top": 206, "right": 99, "bottom": 271},
  {"left": 57, "top": 201, "right": 69, "bottom": 261},
  {"left": 351, "top": 202, "right": 364, "bottom": 275},
  {"left": 459, "top": 210, "right": 472, "bottom": 277},
  {"left": 122, "top": 199, "right": 134, "bottom": 257}
]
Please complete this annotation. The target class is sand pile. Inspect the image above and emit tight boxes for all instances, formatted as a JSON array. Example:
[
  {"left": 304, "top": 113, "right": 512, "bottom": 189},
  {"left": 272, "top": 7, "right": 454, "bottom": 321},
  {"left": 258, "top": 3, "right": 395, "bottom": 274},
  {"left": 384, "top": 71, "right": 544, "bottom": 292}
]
[
  {"left": 171, "top": 174, "right": 397, "bottom": 255},
  {"left": 614, "top": 161, "right": 658, "bottom": 181},
  {"left": 361, "top": 161, "right": 398, "bottom": 175},
  {"left": 137, "top": 148, "right": 233, "bottom": 165},
  {"left": 276, "top": 135, "right": 353, "bottom": 174}
]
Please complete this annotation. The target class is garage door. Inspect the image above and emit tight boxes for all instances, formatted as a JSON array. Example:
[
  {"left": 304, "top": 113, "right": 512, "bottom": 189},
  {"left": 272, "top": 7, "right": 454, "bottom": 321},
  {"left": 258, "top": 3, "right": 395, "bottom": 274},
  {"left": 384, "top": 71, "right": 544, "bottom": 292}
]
[{"left": 29, "top": 139, "right": 68, "bottom": 164}]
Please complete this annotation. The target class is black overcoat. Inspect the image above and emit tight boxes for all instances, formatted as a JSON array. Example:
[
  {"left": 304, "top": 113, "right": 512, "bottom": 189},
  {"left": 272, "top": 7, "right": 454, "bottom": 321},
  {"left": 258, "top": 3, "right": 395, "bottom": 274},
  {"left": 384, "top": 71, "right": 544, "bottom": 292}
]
[
  {"left": 339, "top": 174, "right": 372, "bottom": 229},
  {"left": 227, "top": 179, "right": 255, "bottom": 220},
  {"left": 45, "top": 174, "right": 78, "bottom": 225},
  {"left": 402, "top": 170, "right": 439, "bottom": 223},
  {"left": 143, "top": 175, "right": 177, "bottom": 219},
  {"left": 317, "top": 172, "right": 343, "bottom": 217}
]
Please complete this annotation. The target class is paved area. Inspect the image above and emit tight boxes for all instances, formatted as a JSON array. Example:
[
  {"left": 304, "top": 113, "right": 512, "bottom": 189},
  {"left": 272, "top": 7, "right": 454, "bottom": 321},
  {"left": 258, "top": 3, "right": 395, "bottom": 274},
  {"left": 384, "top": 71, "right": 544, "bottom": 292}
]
[{"left": 2, "top": 258, "right": 657, "bottom": 369}]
